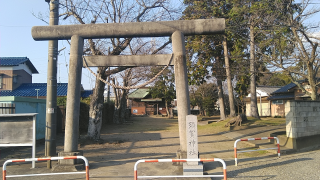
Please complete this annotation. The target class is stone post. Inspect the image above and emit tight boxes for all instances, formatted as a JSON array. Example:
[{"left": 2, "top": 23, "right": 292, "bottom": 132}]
[
  {"left": 172, "top": 31, "right": 190, "bottom": 157},
  {"left": 58, "top": 35, "right": 84, "bottom": 167}
]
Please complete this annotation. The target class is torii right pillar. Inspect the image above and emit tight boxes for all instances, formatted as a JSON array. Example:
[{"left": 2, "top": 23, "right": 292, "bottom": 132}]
[{"left": 172, "top": 31, "right": 190, "bottom": 159}]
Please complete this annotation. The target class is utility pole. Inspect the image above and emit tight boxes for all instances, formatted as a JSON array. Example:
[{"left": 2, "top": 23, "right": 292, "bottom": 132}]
[
  {"left": 107, "top": 48, "right": 110, "bottom": 103},
  {"left": 107, "top": 67, "right": 110, "bottom": 103},
  {"left": 45, "top": 0, "right": 59, "bottom": 169}
]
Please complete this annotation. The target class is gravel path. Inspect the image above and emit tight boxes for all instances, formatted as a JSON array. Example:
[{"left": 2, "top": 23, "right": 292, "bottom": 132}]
[{"left": 225, "top": 149, "right": 320, "bottom": 180}]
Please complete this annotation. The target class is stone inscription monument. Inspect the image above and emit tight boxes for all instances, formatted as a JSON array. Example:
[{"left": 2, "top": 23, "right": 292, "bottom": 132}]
[{"left": 183, "top": 115, "right": 203, "bottom": 175}]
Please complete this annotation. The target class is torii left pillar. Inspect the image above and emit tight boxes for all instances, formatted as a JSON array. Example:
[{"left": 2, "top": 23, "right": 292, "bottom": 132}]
[{"left": 57, "top": 35, "right": 84, "bottom": 167}]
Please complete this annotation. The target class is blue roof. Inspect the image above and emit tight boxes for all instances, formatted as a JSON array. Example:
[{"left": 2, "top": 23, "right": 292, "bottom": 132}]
[
  {"left": 268, "top": 93, "right": 295, "bottom": 100},
  {"left": 0, "top": 57, "right": 38, "bottom": 74},
  {"left": 272, "top": 79, "right": 307, "bottom": 94},
  {"left": 0, "top": 83, "right": 92, "bottom": 98},
  {"left": 272, "top": 82, "right": 297, "bottom": 94},
  {"left": 81, "top": 90, "right": 93, "bottom": 98}
]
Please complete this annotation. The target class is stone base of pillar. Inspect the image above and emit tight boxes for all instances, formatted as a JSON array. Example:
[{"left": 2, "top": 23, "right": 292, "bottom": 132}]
[
  {"left": 183, "top": 162, "right": 204, "bottom": 175},
  {"left": 52, "top": 151, "right": 84, "bottom": 172},
  {"left": 173, "top": 150, "right": 187, "bottom": 166}
]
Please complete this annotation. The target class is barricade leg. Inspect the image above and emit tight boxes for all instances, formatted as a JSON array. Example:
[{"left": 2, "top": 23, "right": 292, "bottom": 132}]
[
  {"left": 234, "top": 139, "right": 240, "bottom": 166},
  {"left": 3, "top": 170, "right": 6, "bottom": 180},
  {"left": 86, "top": 165, "right": 89, "bottom": 180},
  {"left": 234, "top": 147, "right": 238, "bottom": 166}
]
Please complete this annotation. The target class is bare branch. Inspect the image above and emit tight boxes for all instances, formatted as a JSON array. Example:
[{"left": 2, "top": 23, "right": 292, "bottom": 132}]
[{"left": 31, "top": 11, "right": 49, "bottom": 24}]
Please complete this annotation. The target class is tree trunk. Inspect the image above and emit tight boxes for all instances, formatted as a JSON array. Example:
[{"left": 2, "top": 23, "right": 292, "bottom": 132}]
[
  {"left": 112, "top": 78, "right": 120, "bottom": 124},
  {"left": 113, "top": 108, "right": 120, "bottom": 124},
  {"left": 311, "top": 88, "right": 317, "bottom": 100},
  {"left": 307, "top": 62, "right": 318, "bottom": 100},
  {"left": 119, "top": 90, "right": 128, "bottom": 124},
  {"left": 242, "top": 102, "right": 245, "bottom": 114},
  {"left": 217, "top": 79, "right": 226, "bottom": 120},
  {"left": 87, "top": 67, "right": 107, "bottom": 139},
  {"left": 223, "top": 35, "right": 236, "bottom": 117},
  {"left": 249, "top": 24, "right": 260, "bottom": 119},
  {"left": 169, "top": 107, "right": 173, "bottom": 118},
  {"left": 112, "top": 78, "right": 119, "bottom": 107},
  {"left": 165, "top": 100, "right": 170, "bottom": 116}
]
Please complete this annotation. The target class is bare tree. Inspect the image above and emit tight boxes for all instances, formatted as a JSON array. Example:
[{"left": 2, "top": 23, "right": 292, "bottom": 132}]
[
  {"left": 260, "top": 0, "right": 320, "bottom": 100},
  {"left": 56, "top": 0, "right": 181, "bottom": 139}
]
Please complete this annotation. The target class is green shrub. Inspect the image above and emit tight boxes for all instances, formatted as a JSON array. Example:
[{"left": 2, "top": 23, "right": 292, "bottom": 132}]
[
  {"left": 81, "top": 97, "right": 90, "bottom": 105},
  {"left": 57, "top": 96, "right": 67, "bottom": 106}
]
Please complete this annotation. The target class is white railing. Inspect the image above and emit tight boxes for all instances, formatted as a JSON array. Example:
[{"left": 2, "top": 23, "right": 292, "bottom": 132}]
[
  {"left": 3, "top": 156, "right": 89, "bottom": 180},
  {"left": 234, "top": 137, "right": 280, "bottom": 166}
]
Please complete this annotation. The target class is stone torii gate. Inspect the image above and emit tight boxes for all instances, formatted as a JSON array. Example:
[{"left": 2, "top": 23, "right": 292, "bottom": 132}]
[{"left": 32, "top": 19, "right": 225, "bottom": 162}]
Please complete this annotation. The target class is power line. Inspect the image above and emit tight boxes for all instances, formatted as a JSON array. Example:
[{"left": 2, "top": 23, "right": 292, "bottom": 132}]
[{"left": 0, "top": 25, "right": 33, "bottom": 27}]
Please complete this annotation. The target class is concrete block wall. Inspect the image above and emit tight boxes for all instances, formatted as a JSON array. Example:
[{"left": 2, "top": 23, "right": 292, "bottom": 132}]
[{"left": 285, "top": 101, "right": 320, "bottom": 138}]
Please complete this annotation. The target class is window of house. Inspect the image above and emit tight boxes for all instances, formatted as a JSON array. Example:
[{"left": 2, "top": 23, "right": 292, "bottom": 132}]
[
  {"left": 13, "top": 74, "right": 18, "bottom": 84},
  {"left": 272, "top": 100, "right": 283, "bottom": 104}
]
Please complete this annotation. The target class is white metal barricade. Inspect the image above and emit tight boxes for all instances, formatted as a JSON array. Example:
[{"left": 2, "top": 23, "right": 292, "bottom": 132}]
[
  {"left": 134, "top": 158, "right": 227, "bottom": 180},
  {"left": 234, "top": 137, "right": 280, "bottom": 166},
  {"left": 2, "top": 156, "right": 89, "bottom": 180}
]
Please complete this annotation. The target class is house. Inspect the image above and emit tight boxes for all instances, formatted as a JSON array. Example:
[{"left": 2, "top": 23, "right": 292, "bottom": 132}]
[
  {"left": 245, "top": 86, "right": 281, "bottom": 117},
  {"left": 128, "top": 88, "right": 166, "bottom": 115},
  {"left": 0, "top": 83, "right": 92, "bottom": 99},
  {"left": 0, "top": 57, "right": 92, "bottom": 99},
  {"left": 0, "top": 57, "right": 38, "bottom": 90},
  {"left": 0, "top": 57, "right": 93, "bottom": 138},
  {"left": 246, "top": 80, "right": 320, "bottom": 117},
  {"left": 268, "top": 79, "right": 320, "bottom": 117}
]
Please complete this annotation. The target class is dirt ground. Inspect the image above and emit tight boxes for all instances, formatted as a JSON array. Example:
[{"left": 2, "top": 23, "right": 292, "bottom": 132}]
[{"left": 0, "top": 115, "right": 275, "bottom": 180}]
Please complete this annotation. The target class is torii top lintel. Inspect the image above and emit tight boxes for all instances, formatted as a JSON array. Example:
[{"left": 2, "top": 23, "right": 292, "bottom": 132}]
[{"left": 32, "top": 19, "right": 225, "bottom": 41}]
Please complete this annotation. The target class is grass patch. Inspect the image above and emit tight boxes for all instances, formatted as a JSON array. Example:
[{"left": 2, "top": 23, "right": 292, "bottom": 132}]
[
  {"left": 197, "top": 115, "right": 285, "bottom": 134},
  {"left": 103, "top": 115, "right": 285, "bottom": 135},
  {"left": 197, "top": 119, "right": 230, "bottom": 134},
  {"left": 197, "top": 115, "right": 220, "bottom": 121},
  {"left": 242, "top": 117, "right": 286, "bottom": 126},
  {"left": 241, "top": 149, "right": 269, "bottom": 157},
  {"left": 103, "top": 116, "right": 179, "bottom": 133}
]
